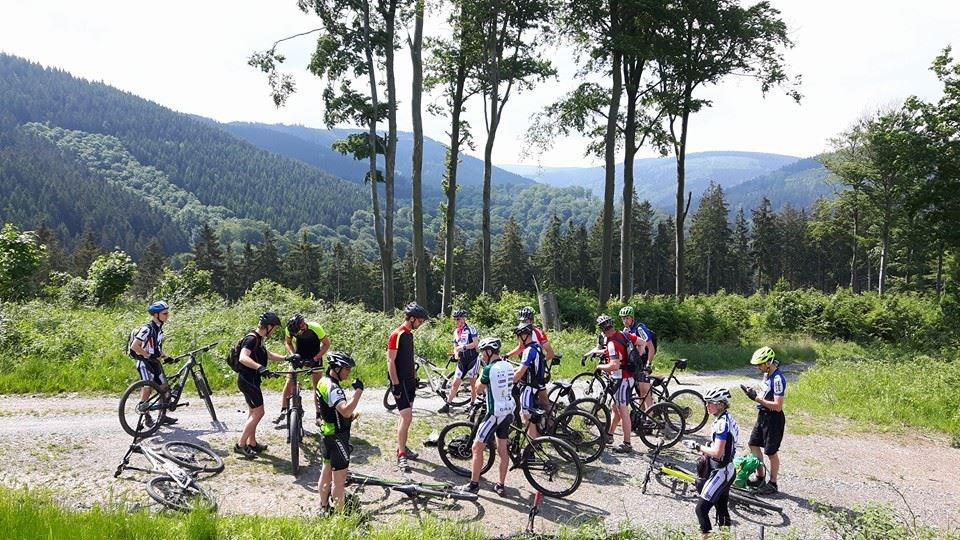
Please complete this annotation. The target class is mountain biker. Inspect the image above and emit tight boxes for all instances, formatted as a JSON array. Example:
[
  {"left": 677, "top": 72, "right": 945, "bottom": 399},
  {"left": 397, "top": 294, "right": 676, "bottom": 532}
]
[
  {"left": 741, "top": 346, "right": 786, "bottom": 495},
  {"left": 235, "top": 312, "right": 287, "bottom": 458},
  {"left": 439, "top": 308, "right": 480, "bottom": 414},
  {"left": 512, "top": 322, "right": 546, "bottom": 439},
  {"left": 619, "top": 306, "right": 656, "bottom": 409},
  {"left": 459, "top": 337, "right": 515, "bottom": 497},
  {"left": 505, "top": 306, "right": 555, "bottom": 363},
  {"left": 596, "top": 315, "right": 639, "bottom": 453},
  {"left": 387, "top": 302, "right": 429, "bottom": 472},
  {"left": 316, "top": 351, "right": 363, "bottom": 512},
  {"left": 128, "top": 301, "right": 177, "bottom": 427},
  {"left": 277, "top": 313, "right": 331, "bottom": 426},
  {"left": 686, "top": 386, "right": 740, "bottom": 540}
]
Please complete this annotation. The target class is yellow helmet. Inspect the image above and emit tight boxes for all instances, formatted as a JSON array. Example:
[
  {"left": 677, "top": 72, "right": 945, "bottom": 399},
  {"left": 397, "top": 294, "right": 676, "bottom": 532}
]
[{"left": 750, "top": 346, "right": 775, "bottom": 365}]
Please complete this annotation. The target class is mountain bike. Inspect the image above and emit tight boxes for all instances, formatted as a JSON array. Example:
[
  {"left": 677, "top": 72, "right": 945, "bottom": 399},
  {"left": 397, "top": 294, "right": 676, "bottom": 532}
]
[
  {"left": 383, "top": 354, "right": 470, "bottom": 411},
  {"left": 274, "top": 362, "right": 323, "bottom": 476},
  {"left": 113, "top": 438, "right": 223, "bottom": 511},
  {"left": 437, "top": 409, "right": 583, "bottom": 498},
  {"left": 641, "top": 442, "right": 783, "bottom": 513},
  {"left": 119, "top": 343, "right": 220, "bottom": 438},
  {"left": 345, "top": 471, "right": 478, "bottom": 502}
]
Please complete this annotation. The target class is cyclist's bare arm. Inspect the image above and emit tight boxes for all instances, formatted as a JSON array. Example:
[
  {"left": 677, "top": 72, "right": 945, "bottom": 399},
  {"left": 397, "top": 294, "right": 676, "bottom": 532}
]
[
  {"left": 336, "top": 390, "right": 362, "bottom": 418},
  {"left": 512, "top": 364, "right": 528, "bottom": 385},
  {"left": 505, "top": 344, "right": 522, "bottom": 359},
  {"left": 317, "top": 336, "right": 331, "bottom": 362},
  {"left": 131, "top": 338, "right": 149, "bottom": 359},
  {"left": 284, "top": 336, "right": 296, "bottom": 355},
  {"left": 542, "top": 341, "right": 556, "bottom": 361},
  {"left": 386, "top": 349, "right": 399, "bottom": 386},
  {"left": 699, "top": 436, "right": 727, "bottom": 460},
  {"left": 238, "top": 347, "right": 260, "bottom": 370}
]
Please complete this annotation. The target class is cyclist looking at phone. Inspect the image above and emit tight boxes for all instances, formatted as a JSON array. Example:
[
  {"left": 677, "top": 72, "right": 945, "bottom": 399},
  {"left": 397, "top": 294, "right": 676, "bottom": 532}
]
[
  {"left": 685, "top": 387, "right": 740, "bottom": 540},
  {"left": 317, "top": 351, "right": 363, "bottom": 512}
]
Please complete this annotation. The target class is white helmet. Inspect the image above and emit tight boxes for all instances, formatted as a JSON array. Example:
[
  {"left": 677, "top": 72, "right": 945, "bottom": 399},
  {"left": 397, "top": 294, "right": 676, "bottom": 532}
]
[{"left": 703, "top": 386, "right": 732, "bottom": 405}]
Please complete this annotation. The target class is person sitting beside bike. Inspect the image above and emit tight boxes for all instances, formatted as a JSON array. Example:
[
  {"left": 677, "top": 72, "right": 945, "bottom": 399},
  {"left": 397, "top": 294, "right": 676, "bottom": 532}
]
[
  {"left": 686, "top": 387, "right": 740, "bottom": 540},
  {"left": 235, "top": 312, "right": 287, "bottom": 458},
  {"left": 619, "top": 306, "right": 657, "bottom": 410},
  {"left": 459, "top": 337, "right": 514, "bottom": 497},
  {"left": 317, "top": 351, "right": 364, "bottom": 512},
  {"left": 278, "top": 313, "right": 331, "bottom": 426},
  {"left": 512, "top": 322, "right": 546, "bottom": 439},
  {"left": 596, "top": 315, "right": 639, "bottom": 454},
  {"left": 128, "top": 300, "right": 177, "bottom": 427},
  {"left": 741, "top": 345, "right": 786, "bottom": 495},
  {"left": 439, "top": 308, "right": 480, "bottom": 414}
]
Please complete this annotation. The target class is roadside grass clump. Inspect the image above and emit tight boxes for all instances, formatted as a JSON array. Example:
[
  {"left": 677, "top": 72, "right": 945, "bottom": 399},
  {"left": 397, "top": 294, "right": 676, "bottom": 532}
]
[{"left": 815, "top": 500, "right": 960, "bottom": 540}]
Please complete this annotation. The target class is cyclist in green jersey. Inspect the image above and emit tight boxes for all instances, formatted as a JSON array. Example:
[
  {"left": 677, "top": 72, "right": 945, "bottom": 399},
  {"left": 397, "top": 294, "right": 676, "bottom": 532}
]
[
  {"left": 278, "top": 313, "right": 331, "bottom": 425},
  {"left": 316, "top": 351, "right": 364, "bottom": 512}
]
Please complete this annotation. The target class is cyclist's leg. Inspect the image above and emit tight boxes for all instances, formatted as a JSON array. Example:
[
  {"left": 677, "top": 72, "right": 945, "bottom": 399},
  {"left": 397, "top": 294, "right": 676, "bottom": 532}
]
[
  {"left": 614, "top": 378, "right": 633, "bottom": 445},
  {"left": 136, "top": 360, "right": 156, "bottom": 402},
  {"left": 636, "top": 371, "right": 652, "bottom": 410},
  {"left": 318, "top": 441, "right": 334, "bottom": 507},
  {"left": 520, "top": 387, "right": 539, "bottom": 438},
  {"left": 396, "top": 380, "right": 416, "bottom": 459},
  {"left": 748, "top": 412, "right": 768, "bottom": 481},
  {"left": 238, "top": 374, "right": 265, "bottom": 448},
  {"left": 280, "top": 373, "right": 295, "bottom": 411},
  {"left": 311, "top": 371, "right": 323, "bottom": 417},
  {"left": 764, "top": 412, "right": 785, "bottom": 485},
  {"left": 328, "top": 434, "right": 351, "bottom": 510},
  {"left": 495, "top": 414, "right": 512, "bottom": 486},
  {"left": 696, "top": 467, "right": 729, "bottom": 540}
]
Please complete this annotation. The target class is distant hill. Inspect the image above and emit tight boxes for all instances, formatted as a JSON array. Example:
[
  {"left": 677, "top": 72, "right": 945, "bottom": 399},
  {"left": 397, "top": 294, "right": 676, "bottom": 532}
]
[{"left": 723, "top": 157, "right": 840, "bottom": 213}]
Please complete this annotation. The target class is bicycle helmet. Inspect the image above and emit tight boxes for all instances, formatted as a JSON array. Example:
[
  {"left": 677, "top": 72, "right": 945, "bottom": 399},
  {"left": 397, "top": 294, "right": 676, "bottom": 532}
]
[
  {"left": 514, "top": 322, "right": 534, "bottom": 337},
  {"left": 704, "top": 386, "right": 732, "bottom": 405},
  {"left": 452, "top": 308, "right": 467, "bottom": 318},
  {"left": 750, "top": 346, "right": 776, "bottom": 365},
  {"left": 478, "top": 337, "right": 501, "bottom": 352},
  {"left": 403, "top": 302, "right": 430, "bottom": 320},
  {"left": 147, "top": 301, "right": 169, "bottom": 314},
  {"left": 286, "top": 313, "right": 305, "bottom": 335},
  {"left": 619, "top": 306, "right": 635, "bottom": 318},
  {"left": 517, "top": 306, "right": 535, "bottom": 322},
  {"left": 327, "top": 351, "right": 356, "bottom": 369},
  {"left": 259, "top": 311, "right": 281, "bottom": 327},
  {"left": 596, "top": 314, "right": 615, "bottom": 330}
]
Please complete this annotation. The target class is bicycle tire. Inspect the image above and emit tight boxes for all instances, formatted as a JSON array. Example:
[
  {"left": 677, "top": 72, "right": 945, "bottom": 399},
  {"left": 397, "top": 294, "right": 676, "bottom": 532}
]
[
  {"left": 437, "top": 420, "right": 493, "bottom": 477},
  {"left": 393, "top": 484, "right": 479, "bottom": 502},
  {"left": 634, "top": 401, "right": 685, "bottom": 449},
  {"left": 289, "top": 408, "right": 302, "bottom": 476},
  {"left": 667, "top": 388, "right": 707, "bottom": 434},
  {"left": 569, "top": 371, "right": 606, "bottom": 399},
  {"left": 161, "top": 442, "right": 224, "bottom": 474},
  {"left": 521, "top": 436, "right": 583, "bottom": 498},
  {"left": 545, "top": 384, "right": 577, "bottom": 410},
  {"left": 382, "top": 387, "right": 398, "bottom": 411},
  {"left": 548, "top": 409, "right": 604, "bottom": 464},
  {"left": 118, "top": 380, "right": 167, "bottom": 438},
  {"left": 441, "top": 370, "right": 472, "bottom": 407},
  {"left": 566, "top": 397, "right": 611, "bottom": 433},
  {"left": 192, "top": 368, "right": 219, "bottom": 424},
  {"left": 729, "top": 488, "right": 784, "bottom": 513},
  {"left": 147, "top": 475, "right": 217, "bottom": 512}
]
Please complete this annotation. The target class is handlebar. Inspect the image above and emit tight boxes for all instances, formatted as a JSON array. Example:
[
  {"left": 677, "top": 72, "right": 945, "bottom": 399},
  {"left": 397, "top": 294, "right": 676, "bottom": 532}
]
[
  {"left": 272, "top": 367, "right": 324, "bottom": 376},
  {"left": 172, "top": 342, "right": 219, "bottom": 361},
  {"left": 581, "top": 352, "right": 603, "bottom": 366}
]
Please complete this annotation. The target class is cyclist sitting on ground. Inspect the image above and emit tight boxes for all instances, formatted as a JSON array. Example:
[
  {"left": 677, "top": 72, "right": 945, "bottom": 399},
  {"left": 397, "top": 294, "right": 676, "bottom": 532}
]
[
  {"left": 512, "top": 322, "right": 546, "bottom": 439},
  {"left": 387, "top": 302, "right": 429, "bottom": 472},
  {"left": 741, "top": 346, "right": 786, "bottom": 495},
  {"left": 459, "top": 337, "right": 515, "bottom": 497},
  {"left": 235, "top": 312, "right": 287, "bottom": 458},
  {"left": 439, "top": 308, "right": 480, "bottom": 414},
  {"left": 687, "top": 387, "right": 740, "bottom": 540},
  {"left": 596, "top": 315, "right": 639, "bottom": 453},
  {"left": 317, "top": 351, "right": 364, "bottom": 512},
  {"left": 619, "top": 306, "right": 656, "bottom": 410},
  {"left": 277, "top": 313, "right": 331, "bottom": 426},
  {"left": 128, "top": 301, "right": 177, "bottom": 427}
]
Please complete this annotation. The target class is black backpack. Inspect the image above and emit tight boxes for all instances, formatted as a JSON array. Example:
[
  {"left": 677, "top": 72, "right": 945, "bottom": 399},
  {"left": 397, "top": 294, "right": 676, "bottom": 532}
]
[
  {"left": 612, "top": 331, "right": 643, "bottom": 374},
  {"left": 226, "top": 332, "right": 258, "bottom": 373}
]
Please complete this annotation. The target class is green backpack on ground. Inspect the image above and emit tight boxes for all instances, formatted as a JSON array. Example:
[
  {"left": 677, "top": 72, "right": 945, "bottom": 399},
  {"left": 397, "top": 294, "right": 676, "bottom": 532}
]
[{"left": 734, "top": 455, "right": 762, "bottom": 488}]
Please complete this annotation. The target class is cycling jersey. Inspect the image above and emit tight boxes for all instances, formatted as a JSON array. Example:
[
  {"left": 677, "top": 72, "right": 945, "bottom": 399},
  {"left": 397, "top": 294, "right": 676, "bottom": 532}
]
[
  {"left": 239, "top": 332, "right": 267, "bottom": 376},
  {"left": 129, "top": 321, "right": 164, "bottom": 361},
  {"left": 285, "top": 321, "right": 327, "bottom": 361},
  {"left": 387, "top": 325, "right": 416, "bottom": 382},
  {"left": 605, "top": 331, "right": 640, "bottom": 379},
  {"left": 481, "top": 359, "right": 516, "bottom": 416},
  {"left": 531, "top": 326, "right": 549, "bottom": 345},
  {"left": 758, "top": 368, "right": 787, "bottom": 411},
  {"left": 519, "top": 342, "right": 545, "bottom": 389},
  {"left": 316, "top": 376, "right": 349, "bottom": 437},
  {"left": 453, "top": 323, "right": 479, "bottom": 351},
  {"left": 709, "top": 411, "right": 740, "bottom": 468}
]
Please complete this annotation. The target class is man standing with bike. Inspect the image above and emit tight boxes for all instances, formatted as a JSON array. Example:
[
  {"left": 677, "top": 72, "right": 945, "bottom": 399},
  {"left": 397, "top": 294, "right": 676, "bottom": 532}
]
[
  {"left": 278, "top": 313, "right": 331, "bottom": 426},
  {"left": 741, "top": 346, "right": 786, "bottom": 495},
  {"left": 596, "top": 315, "right": 638, "bottom": 454},
  {"left": 317, "top": 351, "right": 364, "bottom": 512},
  {"left": 439, "top": 309, "right": 480, "bottom": 414},
  {"left": 235, "top": 312, "right": 286, "bottom": 458},
  {"left": 685, "top": 387, "right": 740, "bottom": 540},
  {"left": 512, "top": 322, "right": 546, "bottom": 439},
  {"left": 619, "top": 306, "right": 657, "bottom": 410},
  {"left": 128, "top": 300, "right": 177, "bottom": 427},
  {"left": 387, "top": 302, "right": 429, "bottom": 472}
]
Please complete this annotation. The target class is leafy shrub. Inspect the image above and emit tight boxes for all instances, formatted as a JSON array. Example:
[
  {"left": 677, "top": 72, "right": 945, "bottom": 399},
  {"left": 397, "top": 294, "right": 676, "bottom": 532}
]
[
  {"left": 0, "top": 223, "right": 45, "bottom": 301},
  {"left": 151, "top": 262, "right": 214, "bottom": 304},
  {"left": 87, "top": 251, "right": 137, "bottom": 305},
  {"left": 554, "top": 288, "right": 598, "bottom": 329}
]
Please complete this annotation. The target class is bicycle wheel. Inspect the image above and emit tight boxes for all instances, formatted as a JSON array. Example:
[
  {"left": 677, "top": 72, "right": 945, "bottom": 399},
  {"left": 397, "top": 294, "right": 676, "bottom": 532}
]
[
  {"left": 161, "top": 442, "right": 224, "bottom": 474},
  {"left": 729, "top": 488, "right": 784, "bottom": 513},
  {"left": 147, "top": 476, "right": 217, "bottom": 512},
  {"left": 566, "top": 398, "right": 611, "bottom": 433},
  {"left": 393, "top": 484, "right": 479, "bottom": 502},
  {"left": 668, "top": 389, "right": 707, "bottom": 434},
  {"left": 437, "top": 420, "right": 492, "bottom": 477},
  {"left": 545, "top": 384, "right": 576, "bottom": 409},
  {"left": 634, "top": 401, "right": 684, "bottom": 449},
  {"left": 548, "top": 409, "right": 604, "bottom": 464},
  {"left": 192, "top": 368, "right": 219, "bottom": 424},
  {"left": 118, "top": 380, "right": 167, "bottom": 438},
  {"left": 521, "top": 436, "right": 583, "bottom": 498},
  {"left": 383, "top": 387, "right": 397, "bottom": 411},
  {"left": 569, "top": 371, "right": 606, "bottom": 399},
  {"left": 289, "top": 408, "right": 302, "bottom": 476},
  {"left": 440, "top": 370, "right": 472, "bottom": 407}
]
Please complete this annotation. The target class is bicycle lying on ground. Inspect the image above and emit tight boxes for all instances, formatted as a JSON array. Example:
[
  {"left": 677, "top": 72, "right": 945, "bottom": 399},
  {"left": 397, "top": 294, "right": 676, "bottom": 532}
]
[
  {"left": 383, "top": 354, "right": 470, "bottom": 411},
  {"left": 641, "top": 441, "right": 783, "bottom": 513},
  {"left": 114, "top": 438, "right": 223, "bottom": 511},
  {"left": 118, "top": 343, "right": 220, "bottom": 438},
  {"left": 345, "top": 471, "right": 479, "bottom": 502},
  {"left": 274, "top": 360, "right": 323, "bottom": 477}
]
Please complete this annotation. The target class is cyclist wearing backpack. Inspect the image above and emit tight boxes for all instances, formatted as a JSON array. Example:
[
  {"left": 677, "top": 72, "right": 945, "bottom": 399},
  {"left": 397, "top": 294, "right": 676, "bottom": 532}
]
[
  {"left": 235, "top": 312, "right": 286, "bottom": 458},
  {"left": 685, "top": 387, "right": 740, "bottom": 540},
  {"left": 596, "top": 315, "right": 640, "bottom": 453},
  {"left": 277, "top": 313, "right": 331, "bottom": 426},
  {"left": 619, "top": 306, "right": 656, "bottom": 410},
  {"left": 512, "top": 322, "right": 546, "bottom": 439},
  {"left": 316, "top": 351, "right": 363, "bottom": 512},
  {"left": 128, "top": 301, "right": 177, "bottom": 427}
]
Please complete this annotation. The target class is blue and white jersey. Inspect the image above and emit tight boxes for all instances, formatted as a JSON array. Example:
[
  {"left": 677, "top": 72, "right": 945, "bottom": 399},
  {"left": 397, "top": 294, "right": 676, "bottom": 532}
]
[
  {"left": 520, "top": 342, "right": 545, "bottom": 388},
  {"left": 709, "top": 411, "right": 739, "bottom": 468},
  {"left": 758, "top": 368, "right": 787, "bottom": 410},
  {"left": 453, "top": 324, "right": 479, "bottom": 349}
]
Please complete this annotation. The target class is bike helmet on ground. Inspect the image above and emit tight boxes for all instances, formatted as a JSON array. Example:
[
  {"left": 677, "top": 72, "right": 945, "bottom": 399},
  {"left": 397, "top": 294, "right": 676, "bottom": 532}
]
[
  {"left": 147, "top": 301, "right": 169, "bottom": 314},
  {"left": 619, "top": 306, "right": 635, "bottom": 318},
  {"left": 478, "top": 337, "right": 501, "bottom": 352},
  {"left": 328, "top": 351, "right": 356, "bottom": 369},
  {"left": 514, "top": 322, "right": 534, "bottom": 337},
  {"left": 452, "top": 309, "right": 468, "bottom": 318},
  {"left": 287, "top": 313, "right": 305, "bottom": 335},
  {"left": 259, "top": 311, "right": 281, "bottom": 327},
  {"left": 704, "top": 386, "right": 732, "bottom": 405},
  {"left": 403, "top": 302, "right": 430, "bottom": 320},
  {"left": 517, "top": 306, "right": 535, "bottom": 322},
  {"left": 596, "top": 314, "right": 615, "bottom": 330},
  {"left": 750, "top": 346, "right": 776, "bottom": 365}
]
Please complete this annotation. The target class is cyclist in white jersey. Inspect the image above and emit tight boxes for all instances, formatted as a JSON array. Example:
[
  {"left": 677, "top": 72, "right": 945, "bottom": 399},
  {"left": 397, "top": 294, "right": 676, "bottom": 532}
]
[{"left": 685, "top": 387, "right": 740, "bottom": 540}]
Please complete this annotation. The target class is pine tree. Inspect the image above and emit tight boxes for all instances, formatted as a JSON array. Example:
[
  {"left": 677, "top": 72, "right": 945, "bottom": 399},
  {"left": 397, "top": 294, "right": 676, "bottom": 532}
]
[
  {"left": 632, "top": 199, "right": 655, "bottom": 294},
  {"left": 134, "top": 238, "right": 166, "bottom": 298},
  {"left": 240, "top": 242, "right": 257, "bottom": 293},
  {"left": 192, "top": 223, "right": 225, "bottom": 295},
  {"left": 284, "top": 232, "right": 324, "bottom": 296},
  {"left": 779, "top": 205, "right": 811, "bottom": 288},
  {"left": 492, "top": 217, "right": 532, "bottom": 292},
  {"left": 252, "top": 229, "right": 280, "bottom": 284},
  {"left": 687, "top": 182, "right": 732, "bottom": 294},
  {"left": 72, "top": 229, "right": 103, "bottom": 275},
  {"left": 533, "top": 215, "right": 563, "bottom": 289},
  {"left": 222, "top": 244, "right": 243, "bottom": 300},
  {"left": 652, "top": 218, "right": 675, "bottom": 294},
  {"left": 730, "top": 208, "right": 752, "bottom": 294},
  {"left": 751, "top": 197, "right": 781, "bottom": 291}
]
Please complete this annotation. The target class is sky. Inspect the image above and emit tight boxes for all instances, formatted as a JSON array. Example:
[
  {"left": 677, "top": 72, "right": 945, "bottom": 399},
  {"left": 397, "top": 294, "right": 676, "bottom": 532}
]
[{"left": 1, "top": 0, "right": 958, "bottom": 168}]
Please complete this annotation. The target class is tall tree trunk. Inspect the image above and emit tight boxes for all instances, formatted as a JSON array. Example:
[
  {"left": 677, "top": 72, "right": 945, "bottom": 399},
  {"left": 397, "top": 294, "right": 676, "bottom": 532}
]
[
  {"left": 936, "top": 248, "right": 944, "bottom": 297},
  {"left": 674, "top": 101, "right": 691, "bottom": 298},
  {"left": 878, "top": 202, "right": 890, "bottom": 296},
  {"left": 481, "top": 15, "right": 501, "bottom": 296},
  {"left": 619, "top": 60, "right": 637, "bottom": 301},
  {"left": 850, "top": 186, "right": 860, "bottom": 292},
  {"left": 599, "top": 9, "right": 622, "bottom": 309},
  {"left": 362, "top": 0, "right": 388, "bottom": 312},
  {"left": 409, "top": 2, "right": 428, "bottom": 308},
  {"left": 441, "top": 57, "right": 467, "bottom": 316},
  {"left": 381, "top": 0, "right": 398, "bottom": 314}
]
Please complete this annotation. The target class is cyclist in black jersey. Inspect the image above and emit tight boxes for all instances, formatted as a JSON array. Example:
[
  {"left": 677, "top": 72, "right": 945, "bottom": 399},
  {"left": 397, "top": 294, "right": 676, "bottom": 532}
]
[
  {"left": 235, "top": 312, "right": 287, "bottom": 458},
  {"left": 317, "top": 351, "right": 363, "bottom": 512},
  {"left": 278, "top": 313, "right": 331, "bottom": 425}
]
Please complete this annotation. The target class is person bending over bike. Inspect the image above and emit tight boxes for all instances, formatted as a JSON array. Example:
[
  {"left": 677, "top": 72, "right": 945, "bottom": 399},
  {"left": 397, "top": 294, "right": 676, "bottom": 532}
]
[
  {"left": 128, "top": 301, "right": 177, "bottom": 427},
  {"left": 512, "top": 322, "right": 546, "bottom": 439},
  {"left": 686, "top": 387, "right": 740, "bottom": 540},
  {"left": 619, "top": 306, "right": 657, "bottom": 410},
  {"left": 277, "top": 313, "right": 331, "bottom": 426},
  {"left": 595, "top": 315, "right": 639, "bottom": 453},
  {"left": 317, "top": 351, "right": 364, "bottom": 512},
  {"left": 387, "top": 302, "right": 429, "bottom": 472},
  {"left": 459, "top": 337, "right": 515, "bottom": 497},
  {"left": 439, "top": 308, "right": 480, "bottom": 414},
  {"left": 235, "top": 312, "right": 286, "bottom": 458},
  {"left": 741, "top": 346, "right": 786, "bottom": 495}
]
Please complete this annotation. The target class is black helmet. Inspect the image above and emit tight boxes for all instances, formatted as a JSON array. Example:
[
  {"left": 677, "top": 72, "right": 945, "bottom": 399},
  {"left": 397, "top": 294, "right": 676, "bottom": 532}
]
[
  {"left": 403, "top": 302, "right": 430, "bottom": 320},
  {"left": 287, "top": 313, "right": 305, "bottom": 335},
  {"left": 327, "top": 351, "right": 356, "bottom": 369},
  {"left": 517, "top": 306, "right": 535, "bottom": 322},
  {"left": 452, "top": 308, "right": 468, "bottom": 318},
  {"left": 514, "top": 322, "right": 534, "bottom": 337},
  {"left": 259, "top": 311, "right": 281, "bottom": 327},
  {"left": 596, "top": 314, "right": 615, "bottom": 330}
]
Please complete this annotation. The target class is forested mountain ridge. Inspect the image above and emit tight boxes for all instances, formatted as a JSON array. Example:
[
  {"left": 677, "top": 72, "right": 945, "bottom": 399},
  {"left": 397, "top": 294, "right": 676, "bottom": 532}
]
[{"left": 723, "top": 157, "right": 837, "bottom": 213}]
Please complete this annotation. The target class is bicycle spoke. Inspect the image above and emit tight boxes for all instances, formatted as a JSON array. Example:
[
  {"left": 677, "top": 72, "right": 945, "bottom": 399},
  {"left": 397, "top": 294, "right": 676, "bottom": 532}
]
[{"left": 522, "top": 437, "right": 582, "bottom": 498}]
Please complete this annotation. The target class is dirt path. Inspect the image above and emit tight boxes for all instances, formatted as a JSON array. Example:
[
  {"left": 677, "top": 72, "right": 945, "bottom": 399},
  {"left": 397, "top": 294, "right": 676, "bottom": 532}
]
[{"left": 1, "top": 369, "right": 958, "bottom": 538}]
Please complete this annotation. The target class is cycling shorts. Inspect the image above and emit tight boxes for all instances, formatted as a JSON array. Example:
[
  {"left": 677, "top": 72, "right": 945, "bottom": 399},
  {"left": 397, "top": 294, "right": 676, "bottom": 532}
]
[
  {"left": 454, "top": 350, "right": 480, "bottom": 381},
  {"left": 698, "top": 462, "right": 735, "bottom": 503},
  {"left": 749, "top": 409, "right": 785, "bottom": 455},
  {"left": 475, "top": 413, "right": 513, "bottom": 445},
  {"left": 612, "top": 377, "right": 634, "bottom": 405},
  {"left": 393, "top": 379, "right": 418, "bottom": 411},
  {"left": 135, "top": 359, "right": 167, "bottom": 386},
  {"left": 322, "top": 432, "right": 351, "bottom": 471},
  {"left": 519, "top": 386, "right": 540, "bottom": 415},
  {"left": 237, "top": 372, "right": 264, "bottom": 409}
]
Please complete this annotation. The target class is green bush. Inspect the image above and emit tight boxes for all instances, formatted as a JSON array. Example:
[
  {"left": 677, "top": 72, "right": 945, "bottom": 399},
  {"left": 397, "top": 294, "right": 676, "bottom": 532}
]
[
  {"left": 151, "top": 262, "right": 214, "bottom": 305},
  {"left": 87, "top": 251, "right": 137, "bottom": 305}
]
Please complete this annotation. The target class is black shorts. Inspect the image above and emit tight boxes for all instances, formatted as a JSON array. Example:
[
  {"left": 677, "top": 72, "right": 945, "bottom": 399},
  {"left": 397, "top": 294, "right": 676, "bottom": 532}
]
[
  {"left": 323, "top": 433, "right": 351, "bottom": 471},
  {"left": 749, "top": 410, "right": 785, "bottom": 455},
  {"left": 454, "top": 350, "right": 480, "bottom": 380},
  {"left": 237, "top": 372, "right": 264, "bottom": 409},
  {"left": 393, "top": 379, "right": 418, "bottom": 411}
]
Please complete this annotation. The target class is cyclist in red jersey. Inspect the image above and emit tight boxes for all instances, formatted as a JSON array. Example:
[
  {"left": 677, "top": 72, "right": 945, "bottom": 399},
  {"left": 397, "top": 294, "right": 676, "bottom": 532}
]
[{"left": 387, "top": 302, "right": 429, "bottom": 472}]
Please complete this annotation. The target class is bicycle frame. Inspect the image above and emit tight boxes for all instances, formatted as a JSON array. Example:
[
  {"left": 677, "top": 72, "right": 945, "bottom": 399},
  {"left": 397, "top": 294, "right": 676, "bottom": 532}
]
[
  {"left": 115, "top": 442, "right": 195, "bottom": 489},
  {"left": 414, "top": 354, "right": 455, "bottom": 394},
  {"left": 159, "top": 343, "right": 218, "bottom": 411}
]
